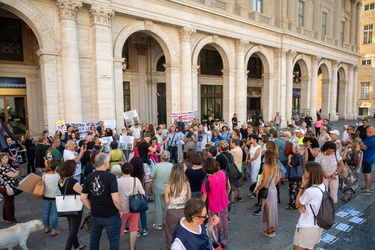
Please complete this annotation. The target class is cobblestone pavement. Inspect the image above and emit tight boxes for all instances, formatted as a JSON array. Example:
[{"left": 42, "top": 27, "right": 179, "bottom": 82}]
[{"left": 0, "top": 119, "right": 374, "bottom": 250}]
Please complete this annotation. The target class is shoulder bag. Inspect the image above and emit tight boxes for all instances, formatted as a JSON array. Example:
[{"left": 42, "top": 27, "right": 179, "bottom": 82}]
[
  {"left": 258, "top": 176, "right": 273, "bottom": 199},
  {"left": 289, "top": 154, "right": 304, "bottom": 180},
  {"left": 33, "top": 174, "right": 45, "bottom": 199},
  {"left": 56, "top": 179, "right": 83, "bottom": 217},
  {"left": 129, "top": 178, "right": 148, "bottom": 213}
]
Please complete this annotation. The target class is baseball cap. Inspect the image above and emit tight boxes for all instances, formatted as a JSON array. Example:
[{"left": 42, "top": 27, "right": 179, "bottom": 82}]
[
  {"left": 294, "top": 129, "right": 305, "bottom": 135},
  {"left": 329, "top": 130, "right": 340, "bottom": 136}
]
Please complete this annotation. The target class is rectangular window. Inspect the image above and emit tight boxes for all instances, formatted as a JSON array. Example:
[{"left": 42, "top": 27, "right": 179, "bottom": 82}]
[
  {"left": 363, "top": 25, "right": 373, "bottom": 44},
  {"left": 247, "top": 57, "right": 263, "bottom": 79},
  {"left": 0, "top": 18, "right": 23, "bottom": 62},
  {"left": 298, "top": 0, "right": 304, "bottom": 27},
  {"left": 359, "top": 108, "right": 369, "bottom": 116},
  {"left": 199, "top": 49, "right": 223, "bottom": 76},
  {"left": 322, "top": 12, "right": 327, "bottom": 36},
  {"left": 340, "top": 21, "right": 345, "bottom": 42},
  {"left": 201, "top": 85, "right": 223, "bottom": 121},
  {"left": 360, "top": 82, "right": 370, "bottom": 99},
  {"left": 362, "top": 59, "right": 372, "bottom": 65},
  {"left": 365, "top": 3, "right": 375, "bottom": 11},
  {"left": 253, "top": 0, "right": 262, "bottom": 12},
  {"left": 123, "top": 81, "right": 131, "bottom": 112}
]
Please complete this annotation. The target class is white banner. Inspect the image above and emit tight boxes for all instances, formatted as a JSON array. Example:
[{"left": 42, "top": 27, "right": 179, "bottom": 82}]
[
  {"left": 171, "top": 110, "right": 198, "bottom": 125},
  {"left": 123, "top": 110, "right": 140, "bottom": 126}
]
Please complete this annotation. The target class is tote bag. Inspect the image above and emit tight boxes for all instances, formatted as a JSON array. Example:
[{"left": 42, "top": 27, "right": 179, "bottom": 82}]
[
  {"left": 129, "top": 178, "right": 148, "bottom": 213},
  {"left": 56, "top": 179, "right": 83, "bottom": 217}
]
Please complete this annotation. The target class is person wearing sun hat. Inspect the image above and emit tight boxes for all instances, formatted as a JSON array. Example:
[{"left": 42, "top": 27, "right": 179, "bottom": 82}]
[{"left": 294, "top": 129, "right": 305, "bottom": 145}]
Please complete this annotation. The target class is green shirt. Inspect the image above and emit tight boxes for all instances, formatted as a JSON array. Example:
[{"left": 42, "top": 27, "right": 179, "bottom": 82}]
[
  {"left": 150, "top": 162, "right": 173, "bottom": 194},
  {"left": 46, "top": 148, "right": 62, "bottom": 166}
]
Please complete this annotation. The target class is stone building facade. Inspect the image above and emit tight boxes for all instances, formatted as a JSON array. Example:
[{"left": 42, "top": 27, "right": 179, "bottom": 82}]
[
  {"left": 358, "top": 0, "right": 375, "bottom": 118},
  {"left": 0, "top": 0, "right": 361, "bottom": 134}
]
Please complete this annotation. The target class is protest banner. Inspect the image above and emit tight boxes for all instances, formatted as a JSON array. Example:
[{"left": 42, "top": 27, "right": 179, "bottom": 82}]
[
  {"left": 119, "top": 135, "right": 134, "bottom": 150},
  {"left": 171, "top": 110, "right": 198, "bottom": 125},
  {"left": 55, "top": 120, "right": 66, "bottom": 132},
  {"left": 123, "top": 110, "right": 140, "bottom": 126},
  {"left": 62, "top": 120, "right": 116, "bottom": 139}
]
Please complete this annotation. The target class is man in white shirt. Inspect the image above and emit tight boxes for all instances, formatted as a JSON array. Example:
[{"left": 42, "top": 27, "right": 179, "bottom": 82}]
[
  {"left": 230, "top": 138, "right": 243, "bottom": 202},
  {"left": 130, "top": 123, "right": 142, "bottom": 143},
  {"left": 63, "top": 140, "right": 86, "bottom": 182}
]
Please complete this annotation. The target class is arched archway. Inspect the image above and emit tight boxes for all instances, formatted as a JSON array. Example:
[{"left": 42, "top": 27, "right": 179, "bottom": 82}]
[
  {"left": 0, "top": 0, "right": 58, "bottom": 133},
  {"left": 113, "top": 21, "right": 178, "bottom": 126},
  {"left": 191, "top": 35, "right": 233, "bottom": 122},
  {"left": 317, "top": 61, "right": 331, "bottom": 119},
  {"left": 337, "top": 66, "right": 348, "bottom": 118}
]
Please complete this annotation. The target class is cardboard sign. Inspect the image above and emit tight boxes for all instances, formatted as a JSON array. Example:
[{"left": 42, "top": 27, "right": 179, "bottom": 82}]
[
  {"left": 123, "top": 110, "right": 140, "bottom": 126},
  {"left": 119, "top": 135, "right": 134, "bottom": 150},
  {"left": 17, "top": 173, "right": 42, "bottom": 194}
]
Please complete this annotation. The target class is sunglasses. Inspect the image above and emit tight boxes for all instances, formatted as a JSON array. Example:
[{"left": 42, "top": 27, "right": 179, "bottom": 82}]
[{"left": 194, "top": 214, "right": 208, "bottom": 219}]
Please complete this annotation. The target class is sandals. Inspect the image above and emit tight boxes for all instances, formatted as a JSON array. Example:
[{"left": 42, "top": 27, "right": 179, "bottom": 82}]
[
  {"left": 285, "top": 205, "right": 297, "bottom": 210},
  {"left": 261, "top": 230, "right": 276, "bottom": 237},
  {"left": 51, "top": 230, "right": 62, "bottom": 237}
]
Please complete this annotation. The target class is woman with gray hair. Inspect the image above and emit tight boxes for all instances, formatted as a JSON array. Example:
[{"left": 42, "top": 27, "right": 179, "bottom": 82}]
[{"left": 149, "top": 150, "right": 173, "bottom": 230}]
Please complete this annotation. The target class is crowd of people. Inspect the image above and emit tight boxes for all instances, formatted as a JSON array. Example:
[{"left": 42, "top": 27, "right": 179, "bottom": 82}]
[{"left": 0, "top": 113, "right": 374, "bottom": 250}]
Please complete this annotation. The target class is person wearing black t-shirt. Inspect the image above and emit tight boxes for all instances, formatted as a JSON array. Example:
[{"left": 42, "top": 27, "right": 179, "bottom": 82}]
[
  {"left": 81, "top": 153, "right": 122, "bottom": 250},
  {"left": 138, "top": 133, "right": 156, "bottom": 164},
  {"left": 232, "top": 113, "right": 238, "bottom": 128},
  {"left": 356, "top": 119, "right": 370, "bottom": 141}
]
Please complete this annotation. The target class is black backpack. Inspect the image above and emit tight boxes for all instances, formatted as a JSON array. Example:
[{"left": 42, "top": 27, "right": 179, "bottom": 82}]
[
  {"left": 221, "top": 154, "right": 241, "bottom": 184},
  {"left": 309, "top": 186, "right": 335, "bottom": 230}
]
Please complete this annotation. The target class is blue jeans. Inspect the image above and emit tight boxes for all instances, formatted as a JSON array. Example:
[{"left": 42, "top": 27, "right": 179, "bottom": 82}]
[
  {"left": 140, "top": 210, "right": 147, "bottom": 230},
  {"left": 43, "top": 199, "right": 58, "bottom": 229},
  {"left": 90, "top": 214, "right": 121, "bottom": 250},
  {"left": 168, "top": 146, "right": 178, "bottom": 163}
]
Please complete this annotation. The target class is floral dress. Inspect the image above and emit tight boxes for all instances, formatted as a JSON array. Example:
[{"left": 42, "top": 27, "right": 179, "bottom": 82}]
[{"left": 0, "top": 163, "right": 20, "bottom": 188}]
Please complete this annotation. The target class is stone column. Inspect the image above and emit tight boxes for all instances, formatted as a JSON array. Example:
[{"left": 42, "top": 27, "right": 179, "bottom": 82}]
[
  {"left": 222, "top": 69, "right": 235, "bottom": 123},
  {"left": 352, "top": 66, "right": 359, "bottom": 117},
  {"left": 191, "top": 65, "right": 200, "bottom": 111},
  {"left": 235, "top": 39, "right": 247, "bottom": 123},
  {"left": 321, "top": 79, "right": 331, "bottom": 119},
  {"left": 355, "top": 2, "right": 361, "bottom": 50},
  {"left": 310, "top": 56, "right": 320, "bottom": 121},
  {"left": 113, "top": 58, "right": 125, "bottom": 129},
  {"left": 37, "top": 50, "right": 60, "bottom": 132},
  {"left": 338, "top": 79, "right": 348, "bottom": 119},
  {"left": 273, "top": 48, "right": 287, "bottom": 126},
  {"left": 179, "top": 27, "right": 196, "bottom": 112},
  {"left": 165, "top": 64, "right": 180, "bottom": 126},
  {"left": 350, "top": 1, "right": 357, "bottom": 45},
  {"left": 285, "top": 50, "right": 296, "bottom": 125},
  {"left": 329, "top": 60, "right": 339, "bottom": 120},
  {"left": 333, "top": 0, "right": 341, "bottom": 44},
  {"left": 90, "top": 5, "right": 115, "bottom": 121},
  {"left": 312, "top": 0, "right": 321, "bottom": 38},
  {"left": 346, "top": 65, "right": 354, "bottom": 119},
  {"left": 57, "top": 0, "right": 83, "bottom": 122},
  {"left": 262, "top": 73, "right": 274, "bottom": 122}
]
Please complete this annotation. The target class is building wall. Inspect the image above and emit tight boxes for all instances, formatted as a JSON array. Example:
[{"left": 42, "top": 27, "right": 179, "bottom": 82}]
[
  {"left": 358, "top": 0, "right": 375, "bottom": 118},
  {"left": 0, "top": 0, "right": 361, "bottom": 134}
]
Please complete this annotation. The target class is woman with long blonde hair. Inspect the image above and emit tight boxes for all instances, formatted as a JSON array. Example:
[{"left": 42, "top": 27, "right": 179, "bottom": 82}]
[
  {"left": 164, "top": 163, "right": 191, "bottom": 249},
  {"left": 255, "top": 149, "right": 280, "bottom": 237}
]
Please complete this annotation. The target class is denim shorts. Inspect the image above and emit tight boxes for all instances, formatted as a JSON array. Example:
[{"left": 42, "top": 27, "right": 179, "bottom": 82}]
[{"left": 362, "top": 162, "right": 373, "bottom": 174}]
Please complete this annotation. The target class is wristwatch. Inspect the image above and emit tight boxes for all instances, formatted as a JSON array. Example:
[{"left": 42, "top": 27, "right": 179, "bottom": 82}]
[{"left": 334, "top": 172, "right": 339, "bottom": 175}]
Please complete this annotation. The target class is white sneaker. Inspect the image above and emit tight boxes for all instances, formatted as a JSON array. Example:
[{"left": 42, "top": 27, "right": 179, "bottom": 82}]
[{"left": 249, "top": 193, "right": 257, "bottom": 199}]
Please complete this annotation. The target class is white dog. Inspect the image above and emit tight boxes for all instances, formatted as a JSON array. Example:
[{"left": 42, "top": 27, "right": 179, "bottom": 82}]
[{"left": 0, "top": 219, "right": 44, "bottom": 250}]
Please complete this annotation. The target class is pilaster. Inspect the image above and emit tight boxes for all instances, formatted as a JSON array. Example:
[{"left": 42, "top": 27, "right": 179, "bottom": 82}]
[
  {"left": 285, "top": 50, "right": 296, "bottom": 126},
  {"left": 310, "top": 56, "right": 320, "bottom": 120},
  {"left": 165, "top": 64, "right": 181, "bottom": 126},
  {"left": 346, "top": 64, "right": 354, "bottom": 118},
  {"left": 235, "top": 39, "right": 247, "bottom": 124},
  {"left": 222, "top": 68, "right": 235, "bottom": 123},
  {"left": 330, "top": 60, "right": 339, "bottom": 120}
]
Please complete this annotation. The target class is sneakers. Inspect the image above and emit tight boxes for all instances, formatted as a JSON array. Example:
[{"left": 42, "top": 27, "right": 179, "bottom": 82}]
[
  {"left": 142, "top": 229, "right": 149, "bottom": 236},
  {"left": 358, "top": 189, "right": 373, "bottom": 196},
  {"left": 74, "top": 245, "right": 85, "bottom": 250},
  {"left": 248, "top": 193, "right": 257, "bottom": 199},
  {"left": 235, "top": 197, "right": 243, "bottom": 202},
  {"left": 124, "top": 228, "right": 129, "bottom": 234},
  {"left": 137, "top": 231, "right": 141, "bottom": 237},
  {"left": 253, "top": 209, "right": 261, "bottom": 216},
  {"left": 153, "top": 224, "right": 162, "bottom": 230},
  {"left": 360, "top": 187, "right": 373, "bottom": 192}
]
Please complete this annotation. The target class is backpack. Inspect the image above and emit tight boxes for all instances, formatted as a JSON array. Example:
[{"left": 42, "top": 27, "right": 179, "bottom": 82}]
[
  {"left": 346, "top": 151, "right": 360, "bottom": 166},
  {"left": 309, "top": 185, "right": 335, "bottom": 230},
  {"left": 221, "top": 154, "right": 241, "bottom": 184},
  {"left": 128, "top": 140, "right": 143, "bottom": 161},
  {"left": 280, "top": 139, "right": 293, "bottom": 156}
]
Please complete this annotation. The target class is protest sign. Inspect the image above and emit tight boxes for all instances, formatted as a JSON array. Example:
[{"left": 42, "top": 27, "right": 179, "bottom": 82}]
[
  {"left": 119, "top": 135, "right": 134, "bottom": 150},
  {"left": 55, "top": 120, "right": 66, "bottom": 132},
  {"left": 123, "top": 110, "right": 140, "bottom": 126},
  {"left": 61, "top": 120, "right": 117, "bottom": 139},
  {"left": 171, "top": 110, "right": 198, "bottom": 125}
]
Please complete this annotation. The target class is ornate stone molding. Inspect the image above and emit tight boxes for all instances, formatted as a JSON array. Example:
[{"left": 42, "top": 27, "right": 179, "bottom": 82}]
[
  {"left": 89, "top": 5, "right": 115, "bottom": 26},
  {"left": 179, "top": 27, "right": 196, "bottom": 42},
  {"left": 273, "top": 48, "right": 287, "bottom": 58},
  {"left": 57, "top": 0, "right": 82, "bottom": 20},
  {"left": 311, "top": 56, "right": 321, "bottom": 64},
  {"left": 286, "top": 49, "right": 297, "bottom": 59},
  {"left": 331, "top": 60, "right": 339, "bottom": 68},
  {"left": 235, "top": 39, "right": 246, "bottom": 52}
]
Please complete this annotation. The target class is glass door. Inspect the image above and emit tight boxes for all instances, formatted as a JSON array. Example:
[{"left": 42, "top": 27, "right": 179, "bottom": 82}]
[{"left": 0, "top": 96, "right": 27, "bottom": 135}]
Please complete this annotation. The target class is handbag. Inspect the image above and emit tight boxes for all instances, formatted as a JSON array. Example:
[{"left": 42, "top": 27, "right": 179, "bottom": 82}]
[
  {"left": 33, "top": 174, "right": 45, "bottom": 199},
  {"left": 0, "top": 176, "right": 22, "bottom": 196},
  {"left": 258, "top": 176, "right": 273, "bottom": 199},
  {"left": 340, "top": 163, "right": 351, "bottom": 178},
  {"left": 289, "top": 154, "right": 304, "bottom": 180},
  {"left": 129, "top": 178, "right": 148, "bottom": 213},
  {"left": 56, "top": 179, "right": 83, "bottom": 217}
]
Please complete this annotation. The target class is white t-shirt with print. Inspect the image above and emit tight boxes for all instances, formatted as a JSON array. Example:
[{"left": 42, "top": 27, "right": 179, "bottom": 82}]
[
  {"left": 314, "top": 152, "right": 342, "bottom": 175},
  {"left": 63, "top": 149, "right": 81, "bottom": 176},
  {"left": 296, "top": 183, "right": 325, "bottom": 228}
]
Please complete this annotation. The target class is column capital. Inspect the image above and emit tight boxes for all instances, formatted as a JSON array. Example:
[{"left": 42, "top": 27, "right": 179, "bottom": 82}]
[
  {"left": 37, "top": 49, "right": 57, "bottom": 64},
  {"left": 347, "top": 64, "right": 354, "bottom": 70},
  {"left": 286, "top": 50, "right": 297, "bottom": 59},
  {"left": 179, "top": 27, "right": 196, "bottom": 42},
  {"left": 57, "top": 0, "right": 82, "bottom": 20},
  {"left": 331, "top": 60, "right": 339, "bottom": 68},
  {"left": 273, "top": 48, "right": 287, "bottom": 58},
  {"left": 311, "top": 56, "right": 321, "bottom": 64},
  {"left": 89, "top": 5, "right": 115, "bottom": 26},
  {"left": 235, "top": 39, "right": 247, "bottom": 52}
]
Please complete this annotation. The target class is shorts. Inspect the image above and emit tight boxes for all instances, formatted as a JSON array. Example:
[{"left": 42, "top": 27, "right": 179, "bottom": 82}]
[
  {"left": 362, "top": 162, "right": 373, "bottom": 174},
  {"left": 230, "top": 180, "right": 241, "bottom": 191},
  {"left": 293, "top": 227, "right": 323, "bottom": 249}
]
